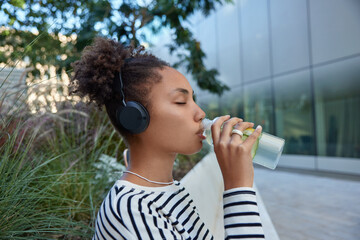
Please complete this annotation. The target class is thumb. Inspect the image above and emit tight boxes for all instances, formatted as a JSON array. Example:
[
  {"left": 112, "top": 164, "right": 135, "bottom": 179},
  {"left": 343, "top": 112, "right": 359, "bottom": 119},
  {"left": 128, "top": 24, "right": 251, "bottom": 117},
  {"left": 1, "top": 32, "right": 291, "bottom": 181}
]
[{"left": 243, "top": 125, "right": 262, "bottom": 148}]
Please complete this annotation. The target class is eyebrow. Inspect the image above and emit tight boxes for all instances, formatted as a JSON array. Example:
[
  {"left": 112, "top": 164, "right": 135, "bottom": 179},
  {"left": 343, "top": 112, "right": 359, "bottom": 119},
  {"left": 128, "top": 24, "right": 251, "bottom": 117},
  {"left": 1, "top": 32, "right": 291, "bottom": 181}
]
[{"left": 173, "top": 88, "right": 195, "bottom": 96}]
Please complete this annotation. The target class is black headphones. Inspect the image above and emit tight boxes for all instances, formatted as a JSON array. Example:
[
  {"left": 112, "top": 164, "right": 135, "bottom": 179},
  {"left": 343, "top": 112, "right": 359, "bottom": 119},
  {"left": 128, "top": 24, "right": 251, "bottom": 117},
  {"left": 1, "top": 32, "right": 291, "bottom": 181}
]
[{"left": 114, "top": 70, "right": 150, "bottom": 134}]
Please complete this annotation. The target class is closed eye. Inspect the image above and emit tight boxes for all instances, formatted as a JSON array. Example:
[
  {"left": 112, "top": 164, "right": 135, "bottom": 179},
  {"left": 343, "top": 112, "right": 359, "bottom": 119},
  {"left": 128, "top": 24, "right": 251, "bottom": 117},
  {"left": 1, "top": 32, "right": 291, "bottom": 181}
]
[{"left": 176, "top": 102, "right": 186, "bottom": 105}]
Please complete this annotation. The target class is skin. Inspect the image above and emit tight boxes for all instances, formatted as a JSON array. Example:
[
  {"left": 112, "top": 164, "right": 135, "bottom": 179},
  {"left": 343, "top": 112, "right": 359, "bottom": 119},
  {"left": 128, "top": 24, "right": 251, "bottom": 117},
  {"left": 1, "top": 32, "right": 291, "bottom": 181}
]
[{"left": 120, "top": 66, "right": 262, "bottom": 190}]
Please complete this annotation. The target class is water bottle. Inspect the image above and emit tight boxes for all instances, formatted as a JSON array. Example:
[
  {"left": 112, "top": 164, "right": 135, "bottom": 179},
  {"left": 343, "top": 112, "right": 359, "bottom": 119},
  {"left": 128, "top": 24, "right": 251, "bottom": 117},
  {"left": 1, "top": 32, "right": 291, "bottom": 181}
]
[{"left": 202, "top": 118, "right": 285, "bottom": 169}]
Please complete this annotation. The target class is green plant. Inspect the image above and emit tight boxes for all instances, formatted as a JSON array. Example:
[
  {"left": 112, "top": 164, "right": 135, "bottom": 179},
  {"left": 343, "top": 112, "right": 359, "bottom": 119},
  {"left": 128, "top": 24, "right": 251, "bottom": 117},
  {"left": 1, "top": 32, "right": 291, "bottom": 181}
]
[{"left": 0, "top": 24, "right": 213, "bottom": 236}]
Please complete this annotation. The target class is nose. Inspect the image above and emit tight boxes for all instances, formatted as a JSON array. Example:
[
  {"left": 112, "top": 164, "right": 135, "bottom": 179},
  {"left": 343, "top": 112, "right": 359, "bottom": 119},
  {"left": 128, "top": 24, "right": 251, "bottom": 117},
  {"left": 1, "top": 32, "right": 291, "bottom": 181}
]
[{"left": 195, "top": 103, "right": 206, "bottom": 122}]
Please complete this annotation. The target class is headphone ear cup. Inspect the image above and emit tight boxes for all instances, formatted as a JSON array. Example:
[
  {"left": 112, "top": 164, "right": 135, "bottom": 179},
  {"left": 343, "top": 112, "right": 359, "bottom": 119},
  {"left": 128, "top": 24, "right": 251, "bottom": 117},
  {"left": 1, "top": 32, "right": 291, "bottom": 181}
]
[{"left": 116, "top": 101, "right": 150, "bottom": 134}]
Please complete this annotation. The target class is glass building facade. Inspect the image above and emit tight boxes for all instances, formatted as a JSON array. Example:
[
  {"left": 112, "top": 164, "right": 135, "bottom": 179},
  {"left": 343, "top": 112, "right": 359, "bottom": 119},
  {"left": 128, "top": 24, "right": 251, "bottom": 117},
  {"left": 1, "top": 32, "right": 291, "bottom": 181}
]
[
  {"left": 152, "top": 0, "right": 360, "bottom": 175},
  {"left": 186, "top": 0, "right": 360, "bottom": 175}
]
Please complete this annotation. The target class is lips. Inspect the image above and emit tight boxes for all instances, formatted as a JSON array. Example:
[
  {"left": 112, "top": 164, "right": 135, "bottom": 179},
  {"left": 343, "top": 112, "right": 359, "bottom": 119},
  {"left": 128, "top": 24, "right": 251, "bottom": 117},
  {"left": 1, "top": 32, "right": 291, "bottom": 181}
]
[
  {"left": 196, "top": 128, "right": 206, "bottom": 140},
  {"left": 197, "top": 133, "right": 206, "bottom": 140},
  {"left": 196, "top": 128, "right": 205, "bottom": 135}
]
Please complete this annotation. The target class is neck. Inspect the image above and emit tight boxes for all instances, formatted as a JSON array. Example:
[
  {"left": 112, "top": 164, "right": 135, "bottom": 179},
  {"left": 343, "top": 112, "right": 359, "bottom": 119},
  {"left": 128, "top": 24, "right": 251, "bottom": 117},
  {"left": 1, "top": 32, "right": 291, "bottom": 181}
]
[{"left": 120, "top": 143, "right": 176, "bottom": 187}]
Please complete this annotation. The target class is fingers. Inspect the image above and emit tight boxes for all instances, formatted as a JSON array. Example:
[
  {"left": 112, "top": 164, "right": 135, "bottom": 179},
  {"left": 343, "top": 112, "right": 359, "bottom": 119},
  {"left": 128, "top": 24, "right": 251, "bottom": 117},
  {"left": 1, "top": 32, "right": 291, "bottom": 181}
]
[
  {"left": 243, "top": 125, "right": 263, "bottom": 148},
  {"left": 211, "top": 115, "right": 231, "bottom": 144},
  {"left": 234, "top": 122, "right": 255, "bottom": 131},
  {"left": 219, "top": 117, "right": 243, "bottom": 143},
  {"left": 230, "top": 122, "right": 255, "bottom": 142},
  {"left": 211, "top": 116, "right": 261, "bottom": 151}
]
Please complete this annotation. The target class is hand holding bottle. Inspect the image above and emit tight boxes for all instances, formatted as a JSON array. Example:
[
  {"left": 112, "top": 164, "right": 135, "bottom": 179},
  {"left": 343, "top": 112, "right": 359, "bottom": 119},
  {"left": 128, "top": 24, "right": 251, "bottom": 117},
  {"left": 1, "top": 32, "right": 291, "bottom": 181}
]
[{"left": 210, "top": 115, "right": 262, "bottom": 189}]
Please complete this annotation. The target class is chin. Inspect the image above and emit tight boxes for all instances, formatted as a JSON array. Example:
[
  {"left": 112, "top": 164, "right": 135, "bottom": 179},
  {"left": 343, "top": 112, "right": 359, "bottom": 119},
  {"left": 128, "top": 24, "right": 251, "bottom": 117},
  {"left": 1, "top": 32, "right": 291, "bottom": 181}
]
[{"left": 180, "top": 141, "right": 203, "bottom": 155}]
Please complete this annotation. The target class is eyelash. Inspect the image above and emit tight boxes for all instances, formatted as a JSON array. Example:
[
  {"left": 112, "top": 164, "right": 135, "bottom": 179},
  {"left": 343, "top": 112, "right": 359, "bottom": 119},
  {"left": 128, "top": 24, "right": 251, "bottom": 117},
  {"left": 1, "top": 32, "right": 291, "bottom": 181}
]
[{"left": 176, "top": 102, "right": 186, "bottom": 105}]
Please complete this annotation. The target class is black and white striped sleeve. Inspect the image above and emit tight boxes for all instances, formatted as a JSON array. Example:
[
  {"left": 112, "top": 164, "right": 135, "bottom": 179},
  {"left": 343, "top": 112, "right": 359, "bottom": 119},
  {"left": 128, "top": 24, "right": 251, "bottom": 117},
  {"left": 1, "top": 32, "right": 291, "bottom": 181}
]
[{"left": 223, "top": 187, "right": 265, "bottom": 240}]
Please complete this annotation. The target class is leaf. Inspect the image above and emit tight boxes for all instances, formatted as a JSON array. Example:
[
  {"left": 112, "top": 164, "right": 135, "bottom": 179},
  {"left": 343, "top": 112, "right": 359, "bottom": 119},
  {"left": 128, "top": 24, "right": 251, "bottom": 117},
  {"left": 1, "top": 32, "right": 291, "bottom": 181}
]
[
  {"left": 9, "top": 18, "right": 16, "bottom": 26},
  {"left": 9, "top": 0, "right": 26, "bottom": 8},
  {"left": 1, "top": 0, "right": 231, "bottom": 96}
]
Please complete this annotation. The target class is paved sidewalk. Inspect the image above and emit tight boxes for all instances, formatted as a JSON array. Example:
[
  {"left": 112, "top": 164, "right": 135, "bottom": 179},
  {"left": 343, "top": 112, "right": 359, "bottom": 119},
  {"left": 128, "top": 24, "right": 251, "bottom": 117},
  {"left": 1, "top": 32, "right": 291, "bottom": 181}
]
[{"left": 254, "top": 167, "right": 360, "bottom": 240}]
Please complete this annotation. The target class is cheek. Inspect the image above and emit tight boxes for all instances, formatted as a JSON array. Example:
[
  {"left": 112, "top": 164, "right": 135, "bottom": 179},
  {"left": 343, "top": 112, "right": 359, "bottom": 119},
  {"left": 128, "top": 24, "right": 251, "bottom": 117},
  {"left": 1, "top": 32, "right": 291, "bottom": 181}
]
[
  {"left": 147, "top": 107, "right": 183, "bottom": 137},
  {"left": 148, "top": 106, "right": 192, "bottom": 142},
  {"left": 151, "top": 104, "right": 184, "bottom": 128},
  {"left": 146, "top": 118, "right": 203, "bottom": 154}
]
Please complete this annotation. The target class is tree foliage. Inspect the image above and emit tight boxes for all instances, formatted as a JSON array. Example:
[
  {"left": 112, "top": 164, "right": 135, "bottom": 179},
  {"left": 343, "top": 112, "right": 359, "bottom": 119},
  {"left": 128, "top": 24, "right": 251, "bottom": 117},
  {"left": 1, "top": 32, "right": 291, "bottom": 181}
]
[{"left": 0, "top": 0, "right": 232, "bottom": 95}]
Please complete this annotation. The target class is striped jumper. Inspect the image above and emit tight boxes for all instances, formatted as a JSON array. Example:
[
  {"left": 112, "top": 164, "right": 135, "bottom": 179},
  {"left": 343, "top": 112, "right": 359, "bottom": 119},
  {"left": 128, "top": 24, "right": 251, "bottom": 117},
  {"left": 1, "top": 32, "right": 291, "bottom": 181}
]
[{"left": 93, "top": 179, "right": 265, "bottom": 240}]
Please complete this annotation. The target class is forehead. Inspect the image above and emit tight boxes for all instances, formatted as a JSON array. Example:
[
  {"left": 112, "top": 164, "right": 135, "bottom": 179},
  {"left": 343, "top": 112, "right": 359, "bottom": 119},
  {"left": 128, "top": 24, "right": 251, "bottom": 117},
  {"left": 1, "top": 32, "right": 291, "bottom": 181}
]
[{"left": 152, "top": 67, "right": 193, "bottom": 97}]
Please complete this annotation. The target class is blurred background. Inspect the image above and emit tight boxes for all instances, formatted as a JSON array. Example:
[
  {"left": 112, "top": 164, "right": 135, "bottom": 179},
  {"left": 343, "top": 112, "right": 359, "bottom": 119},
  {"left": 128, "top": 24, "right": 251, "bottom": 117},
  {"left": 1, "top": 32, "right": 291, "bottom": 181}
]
[
  {"left": 1, "top": 0, "right": 359, "bottom": 239},
  {"left": 152, "top": 0, "right": 360, "bottom": 175}
]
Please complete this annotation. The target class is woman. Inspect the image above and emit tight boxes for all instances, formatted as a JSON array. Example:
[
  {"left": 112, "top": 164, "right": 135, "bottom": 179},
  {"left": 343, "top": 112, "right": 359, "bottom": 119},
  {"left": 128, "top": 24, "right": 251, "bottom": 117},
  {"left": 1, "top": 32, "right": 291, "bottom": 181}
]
[{"left": 70, "top": 37, "right": 265, "bottom": 240}]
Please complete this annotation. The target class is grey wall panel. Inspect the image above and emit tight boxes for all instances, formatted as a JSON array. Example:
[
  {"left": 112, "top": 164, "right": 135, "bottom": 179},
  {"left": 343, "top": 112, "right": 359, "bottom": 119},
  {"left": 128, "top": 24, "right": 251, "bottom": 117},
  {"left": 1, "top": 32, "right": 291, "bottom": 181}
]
[
  {"left": 274, "top": 70, "right": 315, "bottom": 155},
  {"left": 317, "top": 156, "right": 360, "bottom": 175},
  {"left": 277, "top": 154, "right": 316, "bottom": 170},
  {"left": 219, "top": 86, "right": 244, "bottom": 117},
  {"left": 216, "top": 3, "right": 242, "bottom": 86},
  {"left": 239, "top": 0, "right": 271, "bottom": 82},
  {"left": 196, "top": 13, "right": 218, "bottom": 70},
  {"left": 310, "top": 0, "right": 360, "bottom": 64},
  {"left": 195, "top": 12, "right": 218, "bottom": 96},
  {"left": 313, "top": 56, "right": 360, "bottom": 158},
  {"left": 243, "top": 79, "right": 274, "bottom": 132},
  {"left": 270, "top": 0, "right": 310, "bottom": 74}
]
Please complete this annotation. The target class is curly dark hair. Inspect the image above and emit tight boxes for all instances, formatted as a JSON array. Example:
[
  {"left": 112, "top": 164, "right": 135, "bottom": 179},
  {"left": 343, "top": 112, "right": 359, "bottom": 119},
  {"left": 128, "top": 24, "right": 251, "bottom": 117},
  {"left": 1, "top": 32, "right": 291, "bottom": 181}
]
[{"left": 69, "top": 37, "right": 169, "bottom": 145}]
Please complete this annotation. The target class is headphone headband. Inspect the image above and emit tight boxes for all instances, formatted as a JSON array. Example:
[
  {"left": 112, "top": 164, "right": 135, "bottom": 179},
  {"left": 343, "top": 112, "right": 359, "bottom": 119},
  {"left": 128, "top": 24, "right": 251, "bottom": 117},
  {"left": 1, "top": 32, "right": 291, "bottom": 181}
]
[
  {"left": 117, "top": 72, "right": 127, "bottom": 107},
  {"left": 113, "top": 57, "right": 134, "bottom": 105}
]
